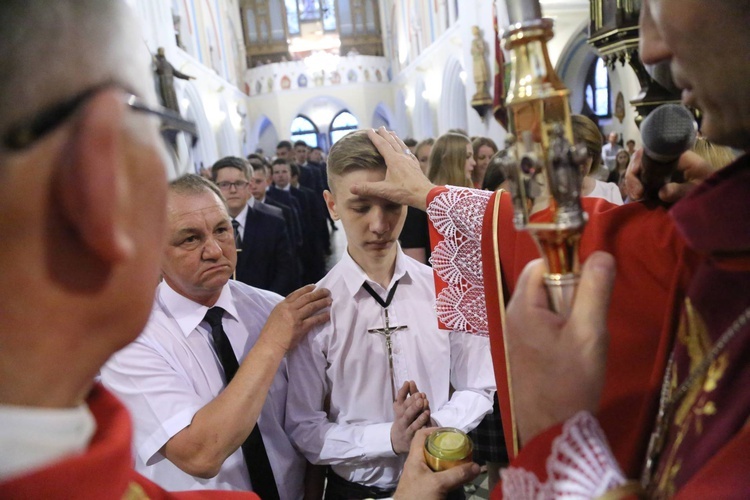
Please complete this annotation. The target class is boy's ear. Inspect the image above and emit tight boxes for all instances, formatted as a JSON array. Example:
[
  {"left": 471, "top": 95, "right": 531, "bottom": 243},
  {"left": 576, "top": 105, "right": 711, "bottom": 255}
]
[
  {"left": 323, "top": 190, "right": 339, "bottom": 220},
  {"left": 55, "top": 90, "right": 135, "bottom": 264}
]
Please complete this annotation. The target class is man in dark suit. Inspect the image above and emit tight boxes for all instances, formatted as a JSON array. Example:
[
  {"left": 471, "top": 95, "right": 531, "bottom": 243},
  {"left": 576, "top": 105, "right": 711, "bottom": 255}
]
[
  {"left": 212, "top": 157, "right": 298, "bottom": 296},
  {"left": 247, "top": 157, "right": 303, "bottom": 251},
  {"left": 293, "top": 141, "right": 331, "bottom": 252},
  {"left": 268, "top": 159, "right": 325, "bottom": 283}
]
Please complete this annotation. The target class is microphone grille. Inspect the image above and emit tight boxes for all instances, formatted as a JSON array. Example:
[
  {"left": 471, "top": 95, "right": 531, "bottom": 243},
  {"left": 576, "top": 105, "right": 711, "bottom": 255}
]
[{"left": 641, "top": 104, "right": 698, "bottom": 161}]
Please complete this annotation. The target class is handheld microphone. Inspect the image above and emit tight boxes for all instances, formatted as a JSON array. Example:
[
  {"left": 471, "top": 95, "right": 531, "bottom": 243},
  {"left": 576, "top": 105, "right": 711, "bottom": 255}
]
[{"left": 639, "top": 103, "right": 698, "bottom": 202}]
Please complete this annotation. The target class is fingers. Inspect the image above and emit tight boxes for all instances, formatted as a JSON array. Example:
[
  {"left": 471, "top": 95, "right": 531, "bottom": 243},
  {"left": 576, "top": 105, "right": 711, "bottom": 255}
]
[
  {"left": 569, "top": 252, "right": 616, "bottom": 340},
  {"left": 285, "top": 284, "right": 318, "bottom": 302},
  {"left": 395, "top": 381, "right": 411, "bottom": 405},
  {"left": 407, "top": 409, "right": 431, "bottom": 434},
  {"left": 389, "top": 130, "right": 410, "bottom": 153},
  {"left": 407, "top": 380, "right": 419, "bottom": 395},
  {"left": 367, "top": 127, "right": 402, "bottom": 157},
  {"left": 659, "top": 181, "right": 694, "bottom": 204},
  {"left": 624, "top": 149, "right": 645, "bottom": 201},
  {"left": 406, "top": 427, "right": 435, "bottom": 460},
  {"left": 433, "top": 462, "right": 482, "bottom": 491},
  {"left": 511, "top": 259, "right": 556, "bottom": 313}
]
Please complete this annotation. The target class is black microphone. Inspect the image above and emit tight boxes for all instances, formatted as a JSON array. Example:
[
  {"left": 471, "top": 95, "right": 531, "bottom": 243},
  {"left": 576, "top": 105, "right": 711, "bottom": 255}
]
[{"left": 639, "top": 104, "right": 697, "bottom": 202}]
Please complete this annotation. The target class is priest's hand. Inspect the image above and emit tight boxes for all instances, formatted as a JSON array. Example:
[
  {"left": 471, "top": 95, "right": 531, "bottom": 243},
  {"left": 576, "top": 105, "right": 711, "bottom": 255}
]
[
  {"left": 624, "top": 148, "right": 716, "bottom": 203},
  {"left": 349, "top": 127, "right": 435, "bottom": 211},
  {"left": 506, "top": 252, "right": 616, "bottom": 446},
  {"left": 258, "top": 284, "right": 331, "bottom": 354},
  {"left": 391, "top": 381, "right": 431, "bottom": 454},
  {"left": 393, "top": 428, "right": 481, "bottom": 500}
]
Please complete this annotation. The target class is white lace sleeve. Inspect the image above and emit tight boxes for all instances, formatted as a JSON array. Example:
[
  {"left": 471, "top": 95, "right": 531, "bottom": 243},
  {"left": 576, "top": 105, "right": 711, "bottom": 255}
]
[
  {"left": 426, "top": 186, "right": 493, "bottom": 336},
  {"left": 501, "top": 412, "right": 627, "bottom": 499}
]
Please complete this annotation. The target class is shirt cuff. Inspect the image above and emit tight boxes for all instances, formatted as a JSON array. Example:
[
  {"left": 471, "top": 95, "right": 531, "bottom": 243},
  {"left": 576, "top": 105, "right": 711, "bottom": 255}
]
[{"left": 361, "top": 422, "right": 398, "bottom": 458}]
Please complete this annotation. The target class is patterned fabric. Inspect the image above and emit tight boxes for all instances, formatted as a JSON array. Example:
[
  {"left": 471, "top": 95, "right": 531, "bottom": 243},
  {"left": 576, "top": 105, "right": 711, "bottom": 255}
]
[
  {"left": 427, "top": 186, "right": 493, "bottom": 335},
  {"left": 500, "top": 412, "right": 626, "bottom": 499},
  {"left": 468, "top": 393, "right": 508, "bottom": 464}
]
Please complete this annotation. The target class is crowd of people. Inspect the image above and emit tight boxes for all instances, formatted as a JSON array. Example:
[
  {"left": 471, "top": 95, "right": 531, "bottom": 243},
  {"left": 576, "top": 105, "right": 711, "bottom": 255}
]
[{"left": 1, "top": 0, "right": 748, "bottom": 499}]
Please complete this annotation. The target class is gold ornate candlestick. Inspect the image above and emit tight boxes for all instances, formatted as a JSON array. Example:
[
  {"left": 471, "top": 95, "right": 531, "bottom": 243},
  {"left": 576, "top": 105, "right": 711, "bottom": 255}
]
[{"left": 500, "top": 9, "right": 587, "bottom": 316}]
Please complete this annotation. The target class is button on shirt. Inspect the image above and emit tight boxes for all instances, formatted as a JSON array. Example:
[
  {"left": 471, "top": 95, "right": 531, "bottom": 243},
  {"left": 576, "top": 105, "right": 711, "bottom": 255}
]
[
  {"left": 100, "top": 280, "right": 305, "bottom": 498},
  {"left": 285, "top": 249, "right": 495, "bottom": 489}
]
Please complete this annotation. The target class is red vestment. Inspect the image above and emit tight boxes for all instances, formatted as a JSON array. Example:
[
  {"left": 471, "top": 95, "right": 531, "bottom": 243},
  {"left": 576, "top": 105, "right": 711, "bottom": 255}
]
[
  {"left": 426, "top": 155, "right": 750, "bottom": 498},
  {"left": 0, "top": 385, "right": 258, "bottom": 500}
]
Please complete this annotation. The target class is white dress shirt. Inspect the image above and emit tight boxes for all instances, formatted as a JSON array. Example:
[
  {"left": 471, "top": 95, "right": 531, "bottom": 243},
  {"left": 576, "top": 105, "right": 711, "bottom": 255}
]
[
  {"left": 100, "top": 280, "right": 305, "bottom": 498},
  {"left": 0, "top": 403, "right": 95, "bottom": 480},
  {"left": 233, "top": 203, "right": 248, "bottom": 235},
  {"left": 589, "top": 179, "right": 624, "bottom": 205},
  {"left": 285, "top": 248, "right": 495, "bottom": 489}
]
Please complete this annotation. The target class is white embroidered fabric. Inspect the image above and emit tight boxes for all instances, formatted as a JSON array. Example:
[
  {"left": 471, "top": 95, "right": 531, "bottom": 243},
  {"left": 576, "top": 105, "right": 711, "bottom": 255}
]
[
  {"left": 501, "top": 412, "right": 627, "bottom": 499},
  {"left": 426, "top": 186, "right": 492, "bottom": 336}
]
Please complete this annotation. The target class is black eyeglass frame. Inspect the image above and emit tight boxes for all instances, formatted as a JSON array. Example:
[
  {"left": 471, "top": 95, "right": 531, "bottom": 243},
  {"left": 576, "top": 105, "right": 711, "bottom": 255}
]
[{"left": 2, "top": 84, "right": 199, "bottom": 151}]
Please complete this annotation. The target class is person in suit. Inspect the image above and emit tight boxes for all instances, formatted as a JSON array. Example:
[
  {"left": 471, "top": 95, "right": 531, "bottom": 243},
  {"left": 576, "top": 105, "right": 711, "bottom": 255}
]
[
  {"left": 269, "top": 159, "right": 325, "bottom": 283},
  {"left": 275, "top": 140, "right": 292, "bottom": 161},
  {"left": 247, "top": 157, "right": 303, "bottom": 251},
  {"left": 293, "top": 141, "right": 331, "bottom": 253},
  {"left": 212, "top": 157, "right": 298, "bottom": 296},
  {"left": 290, "top": 162, "right": 330, "bottom": 264}
]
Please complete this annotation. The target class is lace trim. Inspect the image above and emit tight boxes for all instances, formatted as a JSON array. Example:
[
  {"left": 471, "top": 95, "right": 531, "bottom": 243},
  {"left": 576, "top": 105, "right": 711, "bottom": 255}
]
[
  {"left": 426, "top": 186, "right": 492, "bottom": 335},
  {"left": 501, "top": 412, "right": 627, "bottom": 499}
]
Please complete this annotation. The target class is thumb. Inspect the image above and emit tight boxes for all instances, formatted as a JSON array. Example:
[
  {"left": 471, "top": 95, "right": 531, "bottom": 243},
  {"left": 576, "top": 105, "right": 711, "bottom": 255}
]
[
  {"left": 659, "top": 181, "right": 693, "bottom": 204},
  {"left": 350, "top": 180, "right": 388, "bottom": 198},
  {"left": 569, "top": 251, "right": 616, "bottom": 337},
  {"left": 433, "top": 462, "right": 482, "bottom": 492}
]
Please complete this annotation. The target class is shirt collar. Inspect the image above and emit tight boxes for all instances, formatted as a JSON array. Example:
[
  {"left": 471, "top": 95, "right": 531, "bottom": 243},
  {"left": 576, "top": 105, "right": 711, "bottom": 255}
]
[
  {"left": 247, "top": 197, "right": 256, "bottom": 209},
  {"left": 233, "top": 203, "right": 249, "bottom": 227},
  {"left": 340, "top": 246, "right": 410, "bottom": 298},
  {"left": 158, "top": 280, "right": 241, "bottom": 338}
]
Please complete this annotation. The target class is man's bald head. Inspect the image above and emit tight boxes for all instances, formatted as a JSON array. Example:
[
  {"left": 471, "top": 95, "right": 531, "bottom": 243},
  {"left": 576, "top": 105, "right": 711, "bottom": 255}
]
[{"left": 0, "top": 0, "right": 156, "bottom": 144}]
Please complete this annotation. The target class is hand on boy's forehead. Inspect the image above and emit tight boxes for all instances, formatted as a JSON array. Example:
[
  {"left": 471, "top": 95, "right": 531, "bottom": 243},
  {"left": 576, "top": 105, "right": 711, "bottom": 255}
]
[{"left": 331, "top": 168, "right": 386, "bottom": 194}]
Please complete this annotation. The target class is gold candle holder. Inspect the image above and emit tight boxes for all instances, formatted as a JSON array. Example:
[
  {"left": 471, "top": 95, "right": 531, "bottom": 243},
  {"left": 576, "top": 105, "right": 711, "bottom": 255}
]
[
  {"left": 423, "top": 428, "right": 473, "bottom": 472},
  {"left": 500, "top": 16, "right": 587, "bottom": 317}
]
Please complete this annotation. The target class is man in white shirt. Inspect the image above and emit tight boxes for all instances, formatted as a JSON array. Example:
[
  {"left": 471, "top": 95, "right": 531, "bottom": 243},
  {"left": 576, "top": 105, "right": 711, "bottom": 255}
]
[
  {"left": 600, "top": 131, "right": 622, "bottom": 180},
  {"left": 100, "top": 175, "right": 331, "bottom": 498},
  {"left": 285, "top": 130, "right": 495, "bottom": 499}
]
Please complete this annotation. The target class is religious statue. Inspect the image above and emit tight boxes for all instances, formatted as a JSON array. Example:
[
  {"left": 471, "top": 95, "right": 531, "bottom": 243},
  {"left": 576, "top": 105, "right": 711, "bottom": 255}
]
[
  {"left": 470, "top": 26, "right": 493, "bottom": 113},
  {"left": 153, "top": 47, "right": 194, "bottom": 114}
]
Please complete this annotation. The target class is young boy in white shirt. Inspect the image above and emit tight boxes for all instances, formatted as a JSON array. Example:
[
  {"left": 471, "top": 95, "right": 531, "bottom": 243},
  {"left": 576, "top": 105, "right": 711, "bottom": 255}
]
[{"left": 285, "top": 130, "right": 495, "bottom": 499}]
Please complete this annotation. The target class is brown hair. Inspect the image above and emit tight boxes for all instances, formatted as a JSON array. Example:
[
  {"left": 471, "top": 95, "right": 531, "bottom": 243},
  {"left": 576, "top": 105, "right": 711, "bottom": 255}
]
[
  {"left": 570, "top": 115, "right": 603, "bottom": 176},
  {"left": 210, "top": 156, "right": 249, "bottom": 181},
  {"left": 428, "top": 132, "right": 472, "bottom": 187},
  {"left": 326, "top": 130, "right": 386, "bottom": 191},
  {"left": 472, "top": 136, "right": 498, "bottom": 158}
]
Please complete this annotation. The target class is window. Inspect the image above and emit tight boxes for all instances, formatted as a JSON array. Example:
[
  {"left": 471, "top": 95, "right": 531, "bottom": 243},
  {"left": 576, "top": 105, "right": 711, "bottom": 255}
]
[
  {"left": 291, "top": 115, "right": 319, "bottom": 147},
  {"left": 584, "top": 58, "right": 611, "bottom": 118},
  {"left": 286, "top": 0, "right": 337, "bottom": 33},
  {"left": 329, "top": 111, "right": 359, "bottom": 145}
]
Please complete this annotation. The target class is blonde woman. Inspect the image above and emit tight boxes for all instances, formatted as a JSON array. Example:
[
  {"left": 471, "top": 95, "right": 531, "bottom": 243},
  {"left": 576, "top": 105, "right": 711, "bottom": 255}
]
[{"left": 428, "top": 132, "right": 475, "bottom": 188}]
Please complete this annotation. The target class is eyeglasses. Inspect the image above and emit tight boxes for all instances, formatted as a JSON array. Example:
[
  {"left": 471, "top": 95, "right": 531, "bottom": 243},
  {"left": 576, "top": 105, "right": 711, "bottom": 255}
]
[
  {"left": 216, "top": 181, "right": 250, "bottom": 191},
  {"left": 1, "top": 83, "right": 199, "bottom": 151}
]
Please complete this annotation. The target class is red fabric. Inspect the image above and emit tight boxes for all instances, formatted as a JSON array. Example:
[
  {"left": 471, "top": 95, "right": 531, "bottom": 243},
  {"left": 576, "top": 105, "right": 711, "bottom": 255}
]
[
  {"left": 0, "top": 385, "right": 258, "bottom": 500},
  {"left": 483, "top": 193, "right": 697, "bottom": 481},
  {"left": 430, "top": 158, "right": 750, "bottom": 498},
  {"left": 675, "top": 424, "right": 750, "bottom": 499}
]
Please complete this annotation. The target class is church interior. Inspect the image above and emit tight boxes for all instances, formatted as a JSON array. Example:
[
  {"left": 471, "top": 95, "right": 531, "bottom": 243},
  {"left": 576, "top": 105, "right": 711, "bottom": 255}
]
[{"left": 131, "top": 0, "right": 655, "bottom": 178}]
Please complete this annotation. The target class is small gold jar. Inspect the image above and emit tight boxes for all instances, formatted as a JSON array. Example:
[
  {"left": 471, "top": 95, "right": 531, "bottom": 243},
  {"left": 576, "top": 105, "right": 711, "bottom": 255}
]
[{"left": 423, "top": 427, "right": 473, "bottom": 472}]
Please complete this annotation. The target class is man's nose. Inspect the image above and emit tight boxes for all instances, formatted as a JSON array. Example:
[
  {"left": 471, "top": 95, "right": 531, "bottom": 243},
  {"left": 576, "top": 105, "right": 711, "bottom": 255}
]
[
  {"left": 202, "top": 237, "right": 223, "bottom": 259},
  {"left": 639, "top": 0, "right": 672, "bottom": 65}
]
